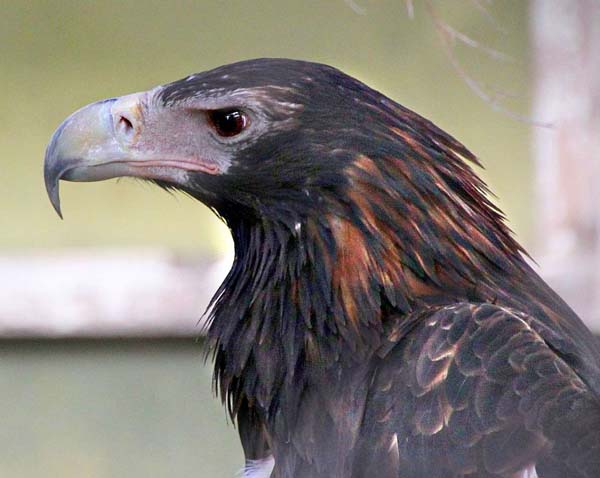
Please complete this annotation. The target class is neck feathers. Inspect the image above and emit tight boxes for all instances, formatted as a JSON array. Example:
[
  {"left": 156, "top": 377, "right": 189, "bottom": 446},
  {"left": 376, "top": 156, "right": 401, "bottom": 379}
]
[{"left": 207, "top": 115, "right": 527, "bottom": 419}]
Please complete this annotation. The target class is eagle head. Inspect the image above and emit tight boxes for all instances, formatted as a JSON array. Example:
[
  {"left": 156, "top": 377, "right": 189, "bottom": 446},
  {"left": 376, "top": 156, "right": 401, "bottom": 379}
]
[{"left": 45, "top": 59, "right": 394, "bottom": 226}]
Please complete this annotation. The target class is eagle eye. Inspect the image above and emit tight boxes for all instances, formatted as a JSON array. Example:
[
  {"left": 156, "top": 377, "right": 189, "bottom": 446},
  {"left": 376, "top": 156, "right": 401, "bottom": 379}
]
[{"left": 208, "top": 108, "right": 248, "bottom": 137}]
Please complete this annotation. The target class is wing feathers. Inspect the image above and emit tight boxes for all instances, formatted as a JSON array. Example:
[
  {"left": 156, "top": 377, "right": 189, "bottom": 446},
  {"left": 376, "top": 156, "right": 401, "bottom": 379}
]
[{"left": 354, "top": 302, "right": 600, "bottom": 477}]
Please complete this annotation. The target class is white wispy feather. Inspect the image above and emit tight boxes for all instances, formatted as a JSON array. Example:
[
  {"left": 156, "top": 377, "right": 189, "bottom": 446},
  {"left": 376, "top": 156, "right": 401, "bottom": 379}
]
[{"left": 237, "top": 456, "right": 275, "bottom": 478}]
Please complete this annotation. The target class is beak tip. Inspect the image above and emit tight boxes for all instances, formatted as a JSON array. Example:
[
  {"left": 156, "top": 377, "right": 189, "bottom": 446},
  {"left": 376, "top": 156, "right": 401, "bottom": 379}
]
[
  {"left": 47, "top": 181, "right": 64, "bottom": 219},
  {"left": 44, "top": 123, "right": 67, "bottom": 219},
  {"left": 54, "top": 205, "right": 64, "bottom": 220},
  {"left": 44, "top": 161, "right": 64, "bottom": 219}
]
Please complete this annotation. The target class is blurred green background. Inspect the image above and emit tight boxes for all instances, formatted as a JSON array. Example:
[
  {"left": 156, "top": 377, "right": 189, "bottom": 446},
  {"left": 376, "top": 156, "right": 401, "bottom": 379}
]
[{"left": 2, "top": 1, "right": 531, "bottom": 477}]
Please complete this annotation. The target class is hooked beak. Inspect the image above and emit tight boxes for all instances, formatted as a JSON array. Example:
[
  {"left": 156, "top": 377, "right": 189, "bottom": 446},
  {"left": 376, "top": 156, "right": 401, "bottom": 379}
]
[{"left": 44, "top": 91, "right": 223, "bottom": 218}]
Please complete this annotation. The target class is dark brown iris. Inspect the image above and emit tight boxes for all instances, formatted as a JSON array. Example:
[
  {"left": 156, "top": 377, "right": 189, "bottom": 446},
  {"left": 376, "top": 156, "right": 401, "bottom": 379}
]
[{"left": 208, "top": 108, "right": 248, "bottom": 137}]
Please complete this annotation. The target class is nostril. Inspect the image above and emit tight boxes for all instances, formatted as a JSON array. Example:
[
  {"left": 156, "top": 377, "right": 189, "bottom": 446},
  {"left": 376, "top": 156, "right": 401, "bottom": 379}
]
[
  {"left": 117, "top": 115, "right": 134, "bottom": 135},
  {"left": 110, "top": 96, "right": 142, "bottom": 143}
]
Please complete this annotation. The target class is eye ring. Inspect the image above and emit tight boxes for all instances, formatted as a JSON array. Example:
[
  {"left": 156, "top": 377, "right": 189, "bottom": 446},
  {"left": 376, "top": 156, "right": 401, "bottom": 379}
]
[{"left": 207, "top": 108, "right": 249, "bottom": 137}]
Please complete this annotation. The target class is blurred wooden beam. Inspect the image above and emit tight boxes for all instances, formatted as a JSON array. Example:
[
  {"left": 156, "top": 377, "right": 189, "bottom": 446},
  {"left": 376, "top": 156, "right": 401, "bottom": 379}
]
[
  {"left": 531, "top": 0, "right": 600, "bottom": 332},
  {"left": 0, "top": 249, "right": 230, "bottom": 338}
]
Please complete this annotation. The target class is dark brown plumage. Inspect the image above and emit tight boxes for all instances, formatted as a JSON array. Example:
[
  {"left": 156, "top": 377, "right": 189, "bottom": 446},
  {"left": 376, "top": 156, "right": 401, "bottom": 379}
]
[{"left": 44, "top": 59, "right": 600, "bottom": 477}]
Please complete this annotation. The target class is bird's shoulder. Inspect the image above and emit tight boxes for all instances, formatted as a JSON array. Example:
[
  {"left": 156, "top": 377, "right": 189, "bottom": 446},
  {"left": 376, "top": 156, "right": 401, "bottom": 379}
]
[{"left": 354, "top": 302, "right": 600, "bottom": 478}]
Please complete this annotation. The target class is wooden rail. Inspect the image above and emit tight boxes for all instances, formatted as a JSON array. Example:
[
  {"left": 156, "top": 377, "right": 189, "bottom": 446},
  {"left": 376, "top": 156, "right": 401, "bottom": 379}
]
[{"left": 0, "top": 249, "right": 231, "bottom": 337}]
